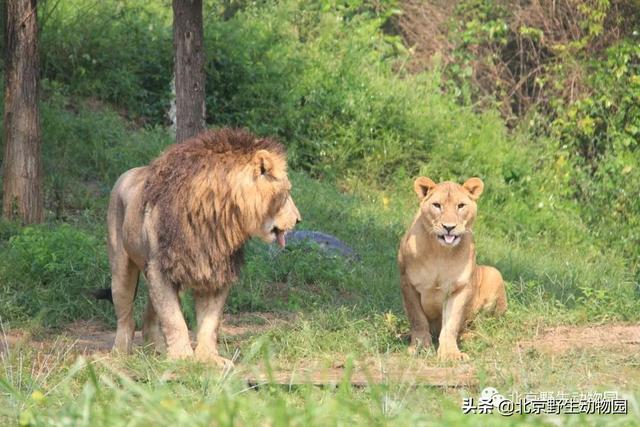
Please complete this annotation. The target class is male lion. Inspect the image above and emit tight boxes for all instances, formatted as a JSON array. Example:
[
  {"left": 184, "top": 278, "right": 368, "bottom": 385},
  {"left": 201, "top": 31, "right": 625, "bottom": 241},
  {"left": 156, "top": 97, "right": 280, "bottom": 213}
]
[
  {"left": 107, "top": 128, "right": 301, "bottom": 366},
  {"left": 397, "top": 177, "right": 507, "bottom": 361}
]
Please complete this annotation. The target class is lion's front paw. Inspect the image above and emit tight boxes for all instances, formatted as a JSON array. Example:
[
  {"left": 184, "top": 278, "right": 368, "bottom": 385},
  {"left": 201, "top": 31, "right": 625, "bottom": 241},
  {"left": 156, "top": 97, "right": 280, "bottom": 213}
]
[
  {"left": 166, "top": 344, "right": 194, "bottom": 360},
  {"left": 195, "top": 347, "right": 235, "bottom": 369},
  {"left": 208, "top": 355, "right": 235, "bottom": 369},
  {"left": 408, "top": 335, "right": 432, "bottom": 356},
  {"left": 437, "top": 347, "right": 469, "bottom": 361},
  {"left": 407, "top": 344, "right": 420, "bottom": 356}
]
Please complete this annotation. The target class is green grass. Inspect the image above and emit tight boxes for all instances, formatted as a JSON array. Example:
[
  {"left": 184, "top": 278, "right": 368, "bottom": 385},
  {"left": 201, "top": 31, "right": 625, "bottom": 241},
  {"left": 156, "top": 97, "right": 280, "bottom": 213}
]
[
  {"left": 2, "top": 315, "right": 639, "bottom": 426},
  {"left": 0, "top": 0, "right": 639, "bottom": 423},
  {"left": 0, "top": 95, "right": 637, "bottom": 425},
  {"left": 1, "top": 127, "right": 639, "bottom": 425}
]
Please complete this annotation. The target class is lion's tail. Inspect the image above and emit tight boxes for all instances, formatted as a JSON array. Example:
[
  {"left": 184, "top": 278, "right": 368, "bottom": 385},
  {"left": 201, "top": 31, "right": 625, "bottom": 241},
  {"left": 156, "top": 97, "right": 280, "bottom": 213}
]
[
  {"left": 92, "top": 287, "right": 113, "bottom": 303},
  {"left": 92, "top": 274, "right": 140, "bottom": 305}
]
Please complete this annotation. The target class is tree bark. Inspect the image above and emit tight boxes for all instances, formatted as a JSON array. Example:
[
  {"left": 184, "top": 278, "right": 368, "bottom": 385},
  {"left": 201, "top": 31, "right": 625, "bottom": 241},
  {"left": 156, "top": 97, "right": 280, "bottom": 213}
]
[
  {"left": 172, "top": 0, "right": 205, "bottom": 143},
  {"left": 2, "top": 0, "right": 43, "bottom": 224}
]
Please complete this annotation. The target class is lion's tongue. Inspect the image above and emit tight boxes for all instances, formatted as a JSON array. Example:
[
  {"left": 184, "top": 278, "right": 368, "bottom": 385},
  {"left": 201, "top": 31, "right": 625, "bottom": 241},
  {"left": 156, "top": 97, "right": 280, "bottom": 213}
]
[
  {"left": 444, "top": 234, "right": 456, "bottom": 244},
  {"left": 276, "top": 230, "right": 286, "bottom": 248}
]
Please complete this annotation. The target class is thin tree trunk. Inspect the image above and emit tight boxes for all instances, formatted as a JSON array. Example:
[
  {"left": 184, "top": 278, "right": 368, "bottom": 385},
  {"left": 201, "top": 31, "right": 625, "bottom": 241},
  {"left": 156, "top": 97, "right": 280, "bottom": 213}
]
[
  {"left": 172, "top": 0, "right": 205, "bottom": 143},
  {"left": 3, "top": 0, "right": 43, "bottom": 224}
]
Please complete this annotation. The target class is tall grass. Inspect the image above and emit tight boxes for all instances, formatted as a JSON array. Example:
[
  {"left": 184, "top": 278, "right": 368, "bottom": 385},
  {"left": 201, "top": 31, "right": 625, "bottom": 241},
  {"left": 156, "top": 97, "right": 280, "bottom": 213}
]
[{"left": 1, "top": 337, "right": 639, "bottom": 426}]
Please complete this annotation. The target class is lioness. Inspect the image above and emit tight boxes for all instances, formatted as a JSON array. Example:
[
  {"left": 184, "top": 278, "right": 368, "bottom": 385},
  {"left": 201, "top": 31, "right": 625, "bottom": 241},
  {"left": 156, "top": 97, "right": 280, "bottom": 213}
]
[
  {"left": 397, "top": 177, "right": 506, "bottom": 361},
  {"left": 107, "top": 128, "right": 301, "bottom": 366}
]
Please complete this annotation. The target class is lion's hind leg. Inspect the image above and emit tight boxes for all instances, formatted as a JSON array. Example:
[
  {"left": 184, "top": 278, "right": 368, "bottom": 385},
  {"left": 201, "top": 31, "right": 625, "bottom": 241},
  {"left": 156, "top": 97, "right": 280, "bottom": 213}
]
[
  {"left": 145, "top": 261, "right": 193, "bottom": 359},
  {"left": 111, "top": 256, "right": 140, "bottom": 354},
  {"left": 142, "top": 298, "right": 166, "bottom": 354},
  {"left": 400, "top": 274, "right": 432, "bottom": 355},
  {"left": 474, "top": 265, "right": 507, "bottom": 316}
]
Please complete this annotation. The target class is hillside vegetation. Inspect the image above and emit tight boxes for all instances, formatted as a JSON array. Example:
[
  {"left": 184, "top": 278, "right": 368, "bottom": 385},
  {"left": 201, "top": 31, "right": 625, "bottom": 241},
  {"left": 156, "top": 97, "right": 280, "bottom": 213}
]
[{"left": 0, "top": 0, "right": 638, "bottom": 425}]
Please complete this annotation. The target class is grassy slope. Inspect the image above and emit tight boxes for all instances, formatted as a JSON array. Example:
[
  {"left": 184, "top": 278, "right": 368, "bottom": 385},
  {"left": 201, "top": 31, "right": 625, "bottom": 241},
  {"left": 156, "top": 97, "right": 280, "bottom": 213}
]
[
  {"left": 1, "top": 114, "right": 639, "bottom": 425},
  {"left": 0, "top": 0, "right": 638, "bottom": 422},
  {"left": 1, "top": 171, "right": 639, "bottom": 425}
]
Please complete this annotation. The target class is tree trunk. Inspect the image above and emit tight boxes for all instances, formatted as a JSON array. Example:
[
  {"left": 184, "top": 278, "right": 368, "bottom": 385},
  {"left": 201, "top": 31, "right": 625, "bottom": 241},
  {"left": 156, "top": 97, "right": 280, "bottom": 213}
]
[
  {"left": 2, "top": 0, "right": 43, "bottom": 224},
  {"left": 172, "top": 0, "right": 205, "bottom": 143}
]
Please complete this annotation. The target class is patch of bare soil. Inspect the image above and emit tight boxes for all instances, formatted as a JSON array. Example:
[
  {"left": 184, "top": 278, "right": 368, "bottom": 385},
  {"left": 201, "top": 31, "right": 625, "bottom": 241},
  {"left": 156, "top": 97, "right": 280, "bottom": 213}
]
[
  {"left": 244, "top": 356, "right": 476, "bottom": 388},
  {"left": 1, "top": 314, "right": 477, "bottom": 387},
  {"left": 517, "top": 324, "right": 640, "bottom": 355},
  {"left": 0, "top": 312, "right": 293, "bottom": 356}
]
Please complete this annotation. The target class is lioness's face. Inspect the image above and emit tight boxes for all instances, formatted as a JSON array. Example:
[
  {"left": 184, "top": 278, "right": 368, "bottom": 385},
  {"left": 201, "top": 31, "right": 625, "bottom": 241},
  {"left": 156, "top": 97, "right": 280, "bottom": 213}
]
[
  {"left": 248, "top": 150, "right": 301, "bottom": 247},
  {"left": 413, "top": 177, "right": 484, "bottom": 248}
]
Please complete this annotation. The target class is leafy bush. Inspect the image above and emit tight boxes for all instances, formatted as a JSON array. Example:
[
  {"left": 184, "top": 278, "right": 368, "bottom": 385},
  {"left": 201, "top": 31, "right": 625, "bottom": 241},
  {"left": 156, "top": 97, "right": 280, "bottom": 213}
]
[
  {"left": 229, "top": 239, "right": 356, "bottom": 312},
  {"left": 202, "top": 0, "right": 519, "bottom": 183},
  {"left": 40, "top": 0, "right": 173, "bottom": 123},
  {"left": 0, "top": 225, "right": 111, "bottom": 326},
  {"left": 551, "top": 40, "right": 640, "bottom": 275},
  {"left": 397, "top": 0, "right": 640, "bottom": 120}
]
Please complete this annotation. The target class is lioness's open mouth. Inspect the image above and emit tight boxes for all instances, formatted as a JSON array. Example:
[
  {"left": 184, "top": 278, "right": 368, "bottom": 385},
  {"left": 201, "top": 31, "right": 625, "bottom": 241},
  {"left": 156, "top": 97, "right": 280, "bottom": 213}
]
[
  {"left": 272, "top": 226, "right": 286, "bottom": 248},
  {"left": 438, "top": 234, "right": 460, "bottom": 246}
]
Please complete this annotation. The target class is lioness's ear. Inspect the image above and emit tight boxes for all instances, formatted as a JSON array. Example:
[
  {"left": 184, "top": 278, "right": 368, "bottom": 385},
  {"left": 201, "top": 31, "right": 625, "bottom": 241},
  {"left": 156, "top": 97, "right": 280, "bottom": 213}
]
[
  {"left": 253, "top": 149, "right": 274, "bottom": 176},
  {"left": 463, "top": 177, "right": 484, "bottom": 200},
  {"left": 413, "top": 177, "right": 436, "bottom": 200}
]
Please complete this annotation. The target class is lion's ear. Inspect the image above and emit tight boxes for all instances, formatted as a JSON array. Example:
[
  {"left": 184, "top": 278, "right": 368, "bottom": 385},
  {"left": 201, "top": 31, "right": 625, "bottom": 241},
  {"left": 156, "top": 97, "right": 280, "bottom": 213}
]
[
  {"left": 463, "top": 177, "right": 484, "bottom": 200},
  {"left": 253, "top": 150, "right": 275, "bottom": 176},
  {"left": 414, "top": 177, "right": 436, "bottom": 200}
]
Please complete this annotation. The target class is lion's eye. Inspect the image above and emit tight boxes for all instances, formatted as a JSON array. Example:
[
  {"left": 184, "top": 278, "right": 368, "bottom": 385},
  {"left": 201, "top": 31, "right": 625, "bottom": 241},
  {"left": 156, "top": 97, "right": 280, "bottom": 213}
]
[
  {"left": 432, "top": 203, "right": 441, "bottom": 209},
  {"left": 457, "top": 203, "right": 466, "bottom": 209}
]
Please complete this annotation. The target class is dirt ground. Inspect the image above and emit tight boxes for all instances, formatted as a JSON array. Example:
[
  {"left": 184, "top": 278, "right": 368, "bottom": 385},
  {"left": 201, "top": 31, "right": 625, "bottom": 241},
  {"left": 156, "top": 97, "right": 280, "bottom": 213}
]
[
  {"left": 0, "top": 313, "right": 291, "bottom": 355},
  {"left": 2, "top": 318, "right": 639, "bottom": 387},
  {"left": 517, "top": 324, "right": 640, "bottom": 354}
]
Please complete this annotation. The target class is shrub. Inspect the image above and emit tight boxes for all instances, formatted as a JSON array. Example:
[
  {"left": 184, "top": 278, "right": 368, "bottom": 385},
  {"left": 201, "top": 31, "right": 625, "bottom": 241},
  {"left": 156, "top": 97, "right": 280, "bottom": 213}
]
[
  {"left": 40, "top": 0, "right": 173, "bottom": 123},
  {"left": 0, "top": 224, "right": 111, "bottom": 326},
  {"left": 551, "top": 40, "right": 640, "bottom": 276}
]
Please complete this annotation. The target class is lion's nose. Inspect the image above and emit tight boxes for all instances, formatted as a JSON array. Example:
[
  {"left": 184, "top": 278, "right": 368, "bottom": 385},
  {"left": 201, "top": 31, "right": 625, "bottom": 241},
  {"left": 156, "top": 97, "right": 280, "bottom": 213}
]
[
  {"left": 296, "top": 217, "right": 302, "bottom": 225},
  {"left": 442, "top": 224, "right": 455, "bottom": 233}
]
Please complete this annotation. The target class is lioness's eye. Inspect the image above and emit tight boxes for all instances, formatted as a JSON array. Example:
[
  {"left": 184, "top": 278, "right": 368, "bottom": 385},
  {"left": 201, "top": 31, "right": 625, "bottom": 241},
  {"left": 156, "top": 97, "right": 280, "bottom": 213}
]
[
  {"left": 458, "top": 203, "right": 465, "bottom": 209},
  {"left": 432, "top": 203, "right": 441, "bottom": 209}
]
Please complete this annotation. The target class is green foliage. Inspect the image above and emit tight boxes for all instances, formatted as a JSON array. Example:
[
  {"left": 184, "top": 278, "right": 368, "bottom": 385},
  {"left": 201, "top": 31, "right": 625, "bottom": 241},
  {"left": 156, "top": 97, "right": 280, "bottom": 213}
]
[
  {"left": 0, "top": 224, "right": 111, "bottom": 326},
  {"left": 551, "top": 40, "right": 640, "bottom": 274},
  {"left": 6, "top": 225, "right": 97, "bottom": 283},
  {"left": 42, "top": 96, "right": 172, "bottom": 182},
  {"left": 40, "top": 0, "right": 173, "bottom": 122},
  {"left": 0, "top": 0, "right": 634, "bottom": 328},
  {"left": 0, "top": 1, "right": 639, "bottom": 424},
  {"left": 201, "top": 0, "right": 539, "bottom": 195},
  {"left": 230, "top": 240, "right": 356, "bottom": 312}
]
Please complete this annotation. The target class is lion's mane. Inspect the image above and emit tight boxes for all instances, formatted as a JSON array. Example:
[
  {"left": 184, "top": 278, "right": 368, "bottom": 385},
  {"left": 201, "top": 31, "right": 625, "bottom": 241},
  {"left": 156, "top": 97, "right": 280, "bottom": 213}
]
[{"left": 143, "top": 128, "right": 285, "bottom": 292}]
